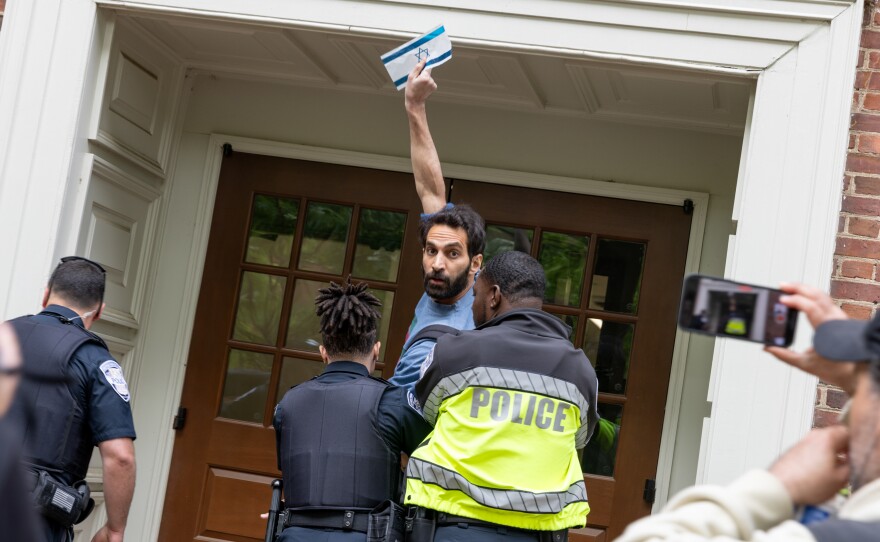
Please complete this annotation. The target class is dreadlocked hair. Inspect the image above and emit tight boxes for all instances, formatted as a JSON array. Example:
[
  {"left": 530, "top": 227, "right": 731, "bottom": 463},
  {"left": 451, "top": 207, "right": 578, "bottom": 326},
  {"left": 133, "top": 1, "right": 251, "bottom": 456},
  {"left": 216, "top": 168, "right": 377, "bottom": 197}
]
[{"left": 315, "top": 277, "right": 382, "bottom": 357}]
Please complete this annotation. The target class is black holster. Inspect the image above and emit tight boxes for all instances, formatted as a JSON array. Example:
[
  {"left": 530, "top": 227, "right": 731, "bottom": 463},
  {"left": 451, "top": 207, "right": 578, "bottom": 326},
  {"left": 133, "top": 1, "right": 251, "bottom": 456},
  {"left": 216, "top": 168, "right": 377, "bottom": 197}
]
[
  {"left": 405, "top": 507, "right": 436, "bottom": 542},
  {"left": 31, "top": 471, "right": 94, "bottom": 527},
  {"left": 367, "top": 500, "right": 406, "bottom": 542}
]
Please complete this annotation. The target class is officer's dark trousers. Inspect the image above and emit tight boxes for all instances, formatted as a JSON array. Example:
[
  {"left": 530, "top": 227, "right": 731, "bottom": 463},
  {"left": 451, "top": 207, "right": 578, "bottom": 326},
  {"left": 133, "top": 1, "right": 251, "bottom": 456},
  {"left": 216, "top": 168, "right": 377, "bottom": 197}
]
[
  {"left": 277, "top": 526, "right": 366, "bottom": 542},
  {"left": 35, "top": 516, "right": 72, "bottom": 542},
  {"left": 434, "top": 524, "right": 543, "bottom": 541}
]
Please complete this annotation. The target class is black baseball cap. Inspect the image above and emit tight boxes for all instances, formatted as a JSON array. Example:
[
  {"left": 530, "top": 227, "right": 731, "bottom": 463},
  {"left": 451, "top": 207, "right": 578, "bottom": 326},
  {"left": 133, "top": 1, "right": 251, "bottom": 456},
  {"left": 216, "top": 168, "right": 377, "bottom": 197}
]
[{"left": 814, "top": 314, "right": 880, "bottom": 362}]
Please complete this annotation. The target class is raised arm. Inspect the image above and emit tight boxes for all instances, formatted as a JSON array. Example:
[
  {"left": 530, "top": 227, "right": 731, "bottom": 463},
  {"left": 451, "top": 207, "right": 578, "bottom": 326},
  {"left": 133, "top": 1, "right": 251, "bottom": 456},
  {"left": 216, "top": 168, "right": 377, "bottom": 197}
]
[{"left": 405, "top": 60, "right": 447, "bottom": 214}]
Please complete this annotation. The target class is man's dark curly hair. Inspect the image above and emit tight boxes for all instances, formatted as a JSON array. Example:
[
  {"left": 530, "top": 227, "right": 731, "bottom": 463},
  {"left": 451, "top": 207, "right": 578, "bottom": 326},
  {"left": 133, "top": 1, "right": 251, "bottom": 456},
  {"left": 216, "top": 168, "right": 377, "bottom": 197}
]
[
  {"left": 315, "top": 278, "right": 382, "bottom": 357},
  {"left": 419, "top": 204, "right": 486, "bottom": 259},
  {"left": 480, "top": 250, "right": 546, "bottom": 303}
]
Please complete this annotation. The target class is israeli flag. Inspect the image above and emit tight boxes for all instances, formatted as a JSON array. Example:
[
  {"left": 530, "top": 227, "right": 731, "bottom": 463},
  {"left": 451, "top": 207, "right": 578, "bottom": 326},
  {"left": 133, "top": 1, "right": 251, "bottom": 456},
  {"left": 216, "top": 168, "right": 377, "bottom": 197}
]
[{"left": 381, "top": 25, "right": 453, "bottom": 90}]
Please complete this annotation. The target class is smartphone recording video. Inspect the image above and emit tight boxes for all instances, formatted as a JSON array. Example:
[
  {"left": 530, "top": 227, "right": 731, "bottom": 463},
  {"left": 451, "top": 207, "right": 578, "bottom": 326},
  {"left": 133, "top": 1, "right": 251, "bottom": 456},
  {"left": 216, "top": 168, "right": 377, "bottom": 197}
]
[{"left": 678, "top": 275, "right": 797, "bottom": 347}]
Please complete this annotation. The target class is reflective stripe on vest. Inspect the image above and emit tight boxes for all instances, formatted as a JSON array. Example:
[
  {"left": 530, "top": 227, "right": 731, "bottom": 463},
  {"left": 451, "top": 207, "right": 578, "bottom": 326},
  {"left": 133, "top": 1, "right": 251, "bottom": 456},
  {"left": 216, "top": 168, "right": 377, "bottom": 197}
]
[
  {"left": 408, "top": 457, "right": 587, "bottom": 514},
  {"left": 421, "top": 366, "right": 593, "bottom": 448}
]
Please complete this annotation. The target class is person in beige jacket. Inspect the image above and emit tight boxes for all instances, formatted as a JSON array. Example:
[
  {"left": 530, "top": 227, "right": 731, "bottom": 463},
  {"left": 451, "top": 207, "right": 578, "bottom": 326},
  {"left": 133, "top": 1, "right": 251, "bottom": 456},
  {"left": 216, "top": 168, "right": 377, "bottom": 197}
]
[{"left": 617, "top": 284, "right": 880, "bottom": 542}]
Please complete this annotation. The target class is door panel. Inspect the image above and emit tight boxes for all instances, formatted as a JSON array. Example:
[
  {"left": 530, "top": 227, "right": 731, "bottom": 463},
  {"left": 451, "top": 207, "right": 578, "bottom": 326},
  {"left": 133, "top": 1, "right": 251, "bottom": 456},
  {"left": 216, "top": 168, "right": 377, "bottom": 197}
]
[
  {"left": 452, "top": 180, "right": 692, "bottom": 540},
  {"left": 159, "top": 152, "right": 425, "bottom": 540}
]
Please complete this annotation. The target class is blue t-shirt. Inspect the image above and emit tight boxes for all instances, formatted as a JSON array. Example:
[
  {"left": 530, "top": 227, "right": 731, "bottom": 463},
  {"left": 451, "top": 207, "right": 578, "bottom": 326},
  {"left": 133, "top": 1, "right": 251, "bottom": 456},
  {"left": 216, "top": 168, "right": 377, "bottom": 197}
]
[{"left": 389, "top": 290, "right": 475, "bottom": 390}]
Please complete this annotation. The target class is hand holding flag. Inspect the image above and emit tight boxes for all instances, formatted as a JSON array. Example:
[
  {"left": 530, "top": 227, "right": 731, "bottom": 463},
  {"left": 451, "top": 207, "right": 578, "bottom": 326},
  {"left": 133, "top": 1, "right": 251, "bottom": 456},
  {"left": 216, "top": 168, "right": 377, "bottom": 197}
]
[
  {"left": 381, "top": 25, "right": 452, "bottom": 90},
  {"left": 405, "top": 60, "right": 437, "bottom": 109}
]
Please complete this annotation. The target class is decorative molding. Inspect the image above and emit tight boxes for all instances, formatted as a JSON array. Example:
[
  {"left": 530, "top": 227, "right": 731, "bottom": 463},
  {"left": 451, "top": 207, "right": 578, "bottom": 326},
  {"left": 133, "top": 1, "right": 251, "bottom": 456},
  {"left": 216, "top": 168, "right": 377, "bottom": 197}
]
[
  {"left": 100, "top": 306, "right": 141, "bottom": 330},
  {"left": 95, "top": 125, "right": 167, "bottom": 178},
  {"left": 85, "top": 202, "right": 138, "bottom": 288},
  {"left": 97, "top": 16, "right": 186, "bottom": 178},
  {"left": 109, "top": 51, "right": 161, "bottom": 135},
  {"left": 92, "top": 154, "right": 163, "bottom": 199}
]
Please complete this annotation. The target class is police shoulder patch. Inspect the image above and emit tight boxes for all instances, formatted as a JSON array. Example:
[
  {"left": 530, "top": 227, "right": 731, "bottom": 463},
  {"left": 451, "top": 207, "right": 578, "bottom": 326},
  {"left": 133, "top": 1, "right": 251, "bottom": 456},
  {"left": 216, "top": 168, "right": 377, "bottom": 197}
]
[
  {"left": 418, "top": 345, "right": 436, "bottom": 380},
  {"left": 99, "top": 360, "right": 130, "bottom": 402},
  {"left": 407, "top": 390, "right": 422, "bottom": 413}
]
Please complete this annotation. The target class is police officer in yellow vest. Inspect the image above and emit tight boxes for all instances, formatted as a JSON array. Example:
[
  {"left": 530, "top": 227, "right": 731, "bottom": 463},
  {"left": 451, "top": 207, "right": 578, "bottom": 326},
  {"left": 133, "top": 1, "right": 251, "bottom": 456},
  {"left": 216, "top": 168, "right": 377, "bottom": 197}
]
[{"left": 405, "top": 251, "right": 599, "bottom": 542}]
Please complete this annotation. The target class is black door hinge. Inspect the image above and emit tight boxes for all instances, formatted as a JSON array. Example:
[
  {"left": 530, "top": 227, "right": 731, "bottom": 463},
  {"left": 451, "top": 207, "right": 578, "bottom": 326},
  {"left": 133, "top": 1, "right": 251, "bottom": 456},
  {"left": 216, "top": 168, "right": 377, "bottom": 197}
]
[
  {"left": 222, "top": 142, "right": 233, "bottom": 157},
  {"left": 683, "top": 199, "right": 694, "bottom": 215},
  {"left": 173, "top": 407, "right": 187, "bottom": 431},
  {"left": 643, "top": 478, "right": 656, "bottom": 504}
]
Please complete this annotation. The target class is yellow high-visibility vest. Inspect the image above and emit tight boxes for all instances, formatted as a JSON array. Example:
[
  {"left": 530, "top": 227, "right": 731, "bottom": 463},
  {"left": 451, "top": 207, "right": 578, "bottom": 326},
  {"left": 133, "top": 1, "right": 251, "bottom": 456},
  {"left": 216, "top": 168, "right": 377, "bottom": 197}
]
[{"left": 405, "top": 373, "right": 590, "bottom": 530}]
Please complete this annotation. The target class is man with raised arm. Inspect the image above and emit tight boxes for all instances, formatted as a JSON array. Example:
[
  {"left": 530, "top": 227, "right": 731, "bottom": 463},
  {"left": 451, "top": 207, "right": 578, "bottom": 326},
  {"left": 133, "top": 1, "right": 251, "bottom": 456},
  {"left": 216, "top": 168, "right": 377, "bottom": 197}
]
[
  {"left": 390, "top": 60, "right": 486, "bottom": 389},
  {"left": 405, "top": 251, "right": 600, "bottom": 541}
]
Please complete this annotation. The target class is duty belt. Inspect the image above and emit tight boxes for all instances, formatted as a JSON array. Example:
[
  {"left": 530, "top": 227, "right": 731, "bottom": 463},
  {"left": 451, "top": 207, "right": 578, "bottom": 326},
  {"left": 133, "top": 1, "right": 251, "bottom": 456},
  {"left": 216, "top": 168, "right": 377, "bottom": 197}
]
[
  {"left": 285, "top": 509, "right": 370, "bottom": 533},
  {"left": 434, "top": 512, "right": 568, "bottom": 542}
]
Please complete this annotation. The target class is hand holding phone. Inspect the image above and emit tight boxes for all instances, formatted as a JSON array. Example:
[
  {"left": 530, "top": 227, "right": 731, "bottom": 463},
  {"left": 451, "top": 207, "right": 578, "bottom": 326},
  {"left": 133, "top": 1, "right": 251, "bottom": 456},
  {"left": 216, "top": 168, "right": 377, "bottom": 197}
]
[{"left": 678, "top": 274, "right": 798, "bottom": 347}]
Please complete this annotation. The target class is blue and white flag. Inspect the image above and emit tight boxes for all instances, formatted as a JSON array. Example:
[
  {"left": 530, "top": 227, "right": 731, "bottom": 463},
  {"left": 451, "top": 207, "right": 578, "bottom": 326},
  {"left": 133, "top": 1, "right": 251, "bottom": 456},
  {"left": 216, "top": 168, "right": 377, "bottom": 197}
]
[{"left": 381, "top": 25, "right": 452, "bottom": 90}]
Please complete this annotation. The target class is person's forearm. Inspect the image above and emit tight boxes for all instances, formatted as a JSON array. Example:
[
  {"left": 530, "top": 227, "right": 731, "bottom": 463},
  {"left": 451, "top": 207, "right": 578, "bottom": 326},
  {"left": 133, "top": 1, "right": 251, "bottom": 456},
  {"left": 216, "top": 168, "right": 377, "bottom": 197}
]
[
  {"left": 102, "top": 450, "right": 136, "bottom": 534},
  {"left": 407, "top": 104, "right": 446, "bottom": 214}
]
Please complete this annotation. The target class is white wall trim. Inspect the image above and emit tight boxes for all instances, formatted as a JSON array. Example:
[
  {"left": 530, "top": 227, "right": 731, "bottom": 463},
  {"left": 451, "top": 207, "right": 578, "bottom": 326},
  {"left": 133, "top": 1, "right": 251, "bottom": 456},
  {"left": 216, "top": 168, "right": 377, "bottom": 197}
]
[
  {"left": 653, "top": 197, "right": 710, "bottom": 510},
  {"left": 699, "top": 1, "right": 863, "bottom": 485},
  {"left": 129, "top": 69, "right": 196, "bottom": 542},
  {"left": 96, "top": 0, "right": 835, "bottom": 72}
]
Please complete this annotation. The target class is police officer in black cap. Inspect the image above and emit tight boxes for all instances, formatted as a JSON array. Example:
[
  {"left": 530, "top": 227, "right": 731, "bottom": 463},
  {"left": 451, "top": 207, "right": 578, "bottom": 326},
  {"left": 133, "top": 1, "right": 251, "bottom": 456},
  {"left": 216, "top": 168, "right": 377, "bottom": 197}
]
[
  {"left": 8, "top": 256, "right": 136, "bottom": 542},
  {"left": 273, "top": 278, "right": 431, "bottom": 542}
]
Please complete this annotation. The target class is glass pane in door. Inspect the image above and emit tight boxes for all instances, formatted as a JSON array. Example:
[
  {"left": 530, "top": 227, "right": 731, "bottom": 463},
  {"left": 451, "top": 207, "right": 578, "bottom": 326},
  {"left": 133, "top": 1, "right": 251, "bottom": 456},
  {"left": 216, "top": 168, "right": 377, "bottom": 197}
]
[
  {"left": 277, "top": 356, "right": 325, "bottom": 398},
  {"left": 232, "top": 272, "right": 286, "bottom": 345},
  {"left": 485, "top": 224, "right": 534, "bottom": 262},
  {"left": 539, "top": 231, "right": 589, "bottom": 307},
  {"left": 352, "top": 209, "right": 406, "bottom": 282},
  {"left": 581, "top": 402, "right": 623, "bottom": 477},
  {"left": 589, "top": 239, "right": 646, "bottom": 314},
  {"left": 369, "top": 289, "right": 395, "bottom": 361},
  {"left": 298, "top": 202, "right": 353, "bottom": 274},
  {"left": 245, "top": 194, "right": 300, "bottom": 267},
  {"left": 219, "top": 349, "right": 274, "bottom": 423},
  {"left": 583, "top": 319, "right": 635, "bottom": 395},
  {"left": 286, "top": 279, "right": 330, "bottom": 352}
]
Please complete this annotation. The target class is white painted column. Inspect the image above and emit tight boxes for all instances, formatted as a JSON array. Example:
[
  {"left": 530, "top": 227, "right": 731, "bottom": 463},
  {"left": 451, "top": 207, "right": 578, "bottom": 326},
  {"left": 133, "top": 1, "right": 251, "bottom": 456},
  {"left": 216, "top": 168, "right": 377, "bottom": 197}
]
[
  {"left": 698, "top": 4, "right": 863, "bottom": 484},
  {"left": 0, "top": 0, "right": 100, "bottom": 319}
]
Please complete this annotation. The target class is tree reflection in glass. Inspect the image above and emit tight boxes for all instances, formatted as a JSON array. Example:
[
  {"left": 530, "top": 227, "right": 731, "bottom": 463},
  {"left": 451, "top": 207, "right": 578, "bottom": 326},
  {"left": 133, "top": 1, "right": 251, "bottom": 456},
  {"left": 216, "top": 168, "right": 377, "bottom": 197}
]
[
  {"left": 232, "top": 272, "right": 286, "bottom": 346},
  {"left": 298, "top": 202, "right": 353, "bottom": 275},
  {"left": 539, "top": 232, "right": 589, "bottom": 307},
  {"left": 245, "top": 195, "right": 300, "bottom": 268}
]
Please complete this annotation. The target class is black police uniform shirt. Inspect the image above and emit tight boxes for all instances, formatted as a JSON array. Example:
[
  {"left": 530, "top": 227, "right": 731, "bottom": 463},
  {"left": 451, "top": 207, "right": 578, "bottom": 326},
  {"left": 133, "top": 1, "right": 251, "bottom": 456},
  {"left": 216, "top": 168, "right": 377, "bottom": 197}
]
[
  {"left": 31, "top": 305, "right": 136, "bottom": 485},
  {"left": 272, "top": 361, "right": 431, "bottom": 469}
]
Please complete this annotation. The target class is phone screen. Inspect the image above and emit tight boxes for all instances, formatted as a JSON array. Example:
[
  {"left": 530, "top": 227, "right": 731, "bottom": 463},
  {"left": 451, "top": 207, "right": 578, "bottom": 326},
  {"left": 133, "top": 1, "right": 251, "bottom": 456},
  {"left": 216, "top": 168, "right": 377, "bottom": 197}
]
[{"left": 678, "top": 275, "right": 797, "bottom": 347}]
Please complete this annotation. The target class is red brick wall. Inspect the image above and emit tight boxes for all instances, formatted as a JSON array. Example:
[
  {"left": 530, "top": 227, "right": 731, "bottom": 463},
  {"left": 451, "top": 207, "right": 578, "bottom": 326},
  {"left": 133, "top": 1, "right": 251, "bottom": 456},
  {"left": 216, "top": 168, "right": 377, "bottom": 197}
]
[{"left": 816, "top": 0, "right": 880, "bottom": 426}]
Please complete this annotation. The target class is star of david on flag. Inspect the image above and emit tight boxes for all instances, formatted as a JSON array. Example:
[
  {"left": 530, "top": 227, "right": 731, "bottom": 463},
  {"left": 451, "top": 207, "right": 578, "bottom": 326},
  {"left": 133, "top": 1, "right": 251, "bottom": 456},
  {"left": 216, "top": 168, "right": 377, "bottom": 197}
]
[{"left": 381, "top": 25, "right": 452, "bottom": 90}]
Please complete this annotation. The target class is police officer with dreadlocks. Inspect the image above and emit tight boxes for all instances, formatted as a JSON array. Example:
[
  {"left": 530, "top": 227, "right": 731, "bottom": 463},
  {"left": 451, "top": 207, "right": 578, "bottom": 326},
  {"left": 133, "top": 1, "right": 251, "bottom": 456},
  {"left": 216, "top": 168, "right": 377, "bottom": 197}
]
[
  {"left": 8, "top": 257, "right": 136, "bottom": 542},
  {"left": 273, "top": 278, "right": 432, "bottom": 542}
]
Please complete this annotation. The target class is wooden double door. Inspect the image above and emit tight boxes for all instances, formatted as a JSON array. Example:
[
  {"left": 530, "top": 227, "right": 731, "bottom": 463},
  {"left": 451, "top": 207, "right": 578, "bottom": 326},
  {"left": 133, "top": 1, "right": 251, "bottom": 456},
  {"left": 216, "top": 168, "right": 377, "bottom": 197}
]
[{"left": 159, "top": 151, "right": 692, "bottom": 541}]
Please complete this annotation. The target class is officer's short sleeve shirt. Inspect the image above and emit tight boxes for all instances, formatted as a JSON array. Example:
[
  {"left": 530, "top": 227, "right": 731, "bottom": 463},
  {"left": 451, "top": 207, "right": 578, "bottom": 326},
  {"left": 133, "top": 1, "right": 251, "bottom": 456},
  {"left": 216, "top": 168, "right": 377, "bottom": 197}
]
[
  {"left": 70, "top": 343, "right": 137, "bottom": 444},
  {"left": 37, "top": 307, "right": 136, "bottom": 445}
]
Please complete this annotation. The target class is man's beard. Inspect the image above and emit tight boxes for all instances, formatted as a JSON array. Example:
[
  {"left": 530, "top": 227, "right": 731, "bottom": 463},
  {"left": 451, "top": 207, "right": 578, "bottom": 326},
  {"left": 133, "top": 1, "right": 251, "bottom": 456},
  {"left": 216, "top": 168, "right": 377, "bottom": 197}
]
[{"left": 423, "top": 267, "right": 470, "bottom": 300}]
